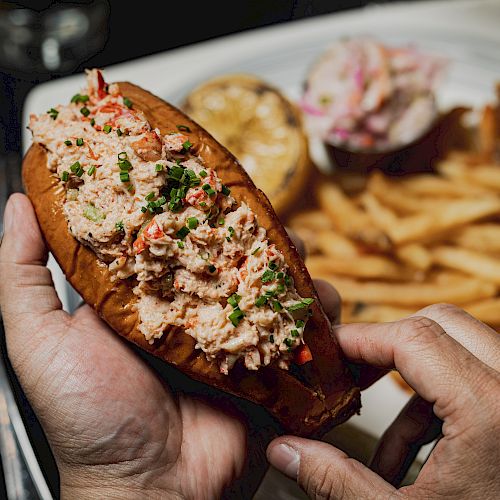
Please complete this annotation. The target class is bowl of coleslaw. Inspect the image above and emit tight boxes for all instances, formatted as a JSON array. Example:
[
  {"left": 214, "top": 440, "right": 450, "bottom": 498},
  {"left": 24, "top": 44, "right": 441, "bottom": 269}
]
[{"left": 301, "top": 38, "right": 448, "bottom": 173}]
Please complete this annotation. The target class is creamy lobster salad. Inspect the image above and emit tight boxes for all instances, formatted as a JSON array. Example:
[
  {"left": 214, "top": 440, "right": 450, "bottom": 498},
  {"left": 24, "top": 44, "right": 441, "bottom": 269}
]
[{"left": 29, "top": 69, "right": 314, "bottom": 374}]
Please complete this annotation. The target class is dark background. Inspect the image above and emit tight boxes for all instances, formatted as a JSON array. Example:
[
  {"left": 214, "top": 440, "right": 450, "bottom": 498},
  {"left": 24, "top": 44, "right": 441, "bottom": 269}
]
[{"left": 0, "top": 1, "right": 413, "bottom": 498}]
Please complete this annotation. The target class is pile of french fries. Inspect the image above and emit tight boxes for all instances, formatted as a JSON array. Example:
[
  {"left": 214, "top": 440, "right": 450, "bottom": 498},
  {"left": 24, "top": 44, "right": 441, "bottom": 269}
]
[{"left": 288, "top": 102, "right": 500, "bottom": 334}]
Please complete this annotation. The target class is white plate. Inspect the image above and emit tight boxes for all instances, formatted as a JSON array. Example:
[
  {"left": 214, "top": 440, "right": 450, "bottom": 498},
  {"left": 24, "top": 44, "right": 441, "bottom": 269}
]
[{"left": 23, "top": 0, "right": 500, "bottom": 496}]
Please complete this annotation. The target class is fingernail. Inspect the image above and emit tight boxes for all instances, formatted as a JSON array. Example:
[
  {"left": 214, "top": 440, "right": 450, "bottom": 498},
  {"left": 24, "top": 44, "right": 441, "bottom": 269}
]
[
  {"left": 268, "top": 443, "right": 300, "bottom": 479},
  {"left": 3, "top": 196, "right": 17, "bottom": 233}
]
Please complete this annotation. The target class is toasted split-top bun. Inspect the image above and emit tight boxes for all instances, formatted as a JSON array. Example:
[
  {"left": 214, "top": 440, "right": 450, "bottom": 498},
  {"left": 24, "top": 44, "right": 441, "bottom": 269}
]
[{"left": 23, "top": 82, "right": 360, "bottom": 436}]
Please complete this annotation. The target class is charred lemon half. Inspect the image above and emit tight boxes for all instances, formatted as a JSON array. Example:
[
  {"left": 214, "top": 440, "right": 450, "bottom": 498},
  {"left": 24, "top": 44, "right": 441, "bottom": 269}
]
[{"left": 183, "top": 74, "right": 311, "bottom": 215}]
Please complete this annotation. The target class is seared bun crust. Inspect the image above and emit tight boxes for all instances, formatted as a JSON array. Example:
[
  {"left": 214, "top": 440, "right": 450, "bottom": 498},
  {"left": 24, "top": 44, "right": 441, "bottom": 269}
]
[{"left": 23, "top": 81, "right": 360, "bottom": 436}]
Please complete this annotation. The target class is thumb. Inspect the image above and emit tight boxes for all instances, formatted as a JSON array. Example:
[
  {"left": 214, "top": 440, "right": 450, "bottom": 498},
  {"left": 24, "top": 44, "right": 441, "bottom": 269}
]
[
  {"left": 267, "top": 437, "right": 395, "bottom": 499},
  {"left": 0, "top": 193, "right": 63, "bottom": 327}
]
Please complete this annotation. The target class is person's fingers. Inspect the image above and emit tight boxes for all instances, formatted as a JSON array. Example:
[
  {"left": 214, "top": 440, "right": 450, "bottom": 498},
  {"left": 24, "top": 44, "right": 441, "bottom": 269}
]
[
  {"left": 313, "top": 278, "right": 341, "bottom": 324},
  {"left": 267, "top": 437, "right": 395, "bottom": 499},
  {"left": 333, "top": 317, "right": 493, "bottom": 422},
  {"left": 416, "top": 303, "right": 500, "bottom": 371},
  {"left": 0, "top": 194, "right": 63, "bottom": 327},
  {"left": 369, "top": 394, "right": 442, "bottom": 486},
  {"left": 286, "top": 227, "right": 306, "bottom": 260}
]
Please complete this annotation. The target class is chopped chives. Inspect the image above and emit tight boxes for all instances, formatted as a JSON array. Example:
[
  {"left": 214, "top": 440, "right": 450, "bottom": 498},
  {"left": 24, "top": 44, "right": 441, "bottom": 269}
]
[
  {"left": 284, "top": 338, "right": 293, "bottom": 348},
  {"left": 155, "top": 164, "right": 163, "bottom": 172},
  {"left": 177, "top": 124, "right": 191, "bottom": 132},
  {"left": 140, "top": 206, "right": 147, "bottom": 213},
  {"left": 76, "top": 138, "right": 84, "bottom": 146},
  {"left": 291, "top": 329, "right": 299, "bottom": 337},
  {"left": 71, "top": 94, "right": 89, "bottom": 104},
  {"left": 182, "top": 140, "right": 192, "bottom": 151},
  {"left": 228, "top": 226, "right": 235, "bottom": 238},
  {"left": 145, "top": 192, "right": 155, "bottom": 201},
  {"left": 80, "top": 106, "right": 90, "bottom": 117},
  {"left": 115, "top": 221, "right": 124, "bottom": 231},
  {"left": 90, "top": 118, "right": 96, "bottom": 127},
  {"left": 199, "top": 170, "right": 207, "bottom": 178},
  {"left": 228, "top": 307, "right": 245, "bottom": 327},
  {"left": 103, "top": 124, "right": 112, "bottom": 134},
  {"left": 177, "top": 241, "right": 184, "bottom": 249},
  {"left": 47, "top": 108, "right": 59, "bottom": 120},
  {"left": 123, "top": 97, "right": 132, "bottom": 108},
  {"left": 64, "top": 140, "right": 72, "bottom": 146},
  {"left": 120, "top": 171, "right": 130, "bottom": 182},
  {"left": 269, "top": 261, "right": 278, "bottom": 271},
  {"left": 270, "top": 334, "right": 275, "bottom": 343},
  {"left": 116, "top": 128, "right": 123, "bottom": 136},
  {"left": 261, "top": 270, "right": 275, "bottom": 283},
  {"left": 118, "top": 151, "right": 128, "bottom": 160},
  {"left": 217, "top": 217, "right": 225, "bottom": 225},
  {"left": 87, "top": 165, "right": 96, "bottom": 176},
  {"left": 228, "top": 294, "right": 241, "bottom": 308},
  {"left": 187, "top": 217, "right": 198, "bottom": 229},
  {"left": 208, "top": 264, "right": 216, "bottom": 273},
  {"left": 255, "top": 296, "right": 267, "bottom": 307},
  {"left": 176, "top": 226, "right": 190, "bottom": 239},
  {"left": 286, "top": 298, "right": 314, "bottom": 312},
  {"left": 221, "top": 185, "right": 231, "bottom": 196},
  {"left": 272, "top": 301, "right": 283, "bottom": 312},
  {"left": 70, "top": 161, "right": 81, "bottom": 172},
  {"left": 61, "top": 171, "right": 69, "bottom": 181},
  {"left": 251, "top": 246, "right": 261, "bottom": 255}
]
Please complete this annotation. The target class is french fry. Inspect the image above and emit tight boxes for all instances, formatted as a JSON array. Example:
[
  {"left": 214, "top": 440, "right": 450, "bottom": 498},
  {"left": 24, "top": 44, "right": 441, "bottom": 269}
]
[
  {"left": 432, "top": 246, "right": 500, "bottom": 285},
  {"left": 288, "top": 209, "right": 333, "bottom": 232},
  {"left": 439, "top": 160, "right": 500, "bottom": 191},
  {"left": 306, "top": 255, "right": 409, "bottom": 281},
  {"left": 478, "top": 104, "right": 497, "bottom": 159},
  {"left": 368, "top": 173, "right": 457, "bottom": 214},
  {"left": 384, "top": 197, "right": 500, "bottom": 245},
  {"left": 315, "top": 230, "right": 360, "bottom": 259},
  {"left": 317, "top": 274, "right": 497, "bottom": 306},
  {"left": 398, "top": 174, "right": 488, "bottom": 197},
  {"left": 452, "top": 224, "right": 500, "bottom": 253},
  {"left": 342, "top": 302, "right": 414, "bottom": 323},
  {"left": 396, "top": 243, "right": 432, "bottom": 271},
  {"left": 317, "top": 183, "right": 389, "bottom": 249},
  {"left": 359, "top": 191, "right": 398, "bottom": 235},
  {"left": 464, "top": 297, "right": 500, "bottom": 325}
]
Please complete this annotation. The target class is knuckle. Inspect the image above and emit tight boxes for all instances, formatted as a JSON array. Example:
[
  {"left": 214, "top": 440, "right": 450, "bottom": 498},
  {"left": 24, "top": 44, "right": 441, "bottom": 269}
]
[
  {"left": 422, "top": 302, "right": 463, "bottom": 318},
  {"left": 399, "top": 316, "right": 446, "bottom": 346},
  {"left": 301, "top": 462, "right": 344, "bottom": 499}
]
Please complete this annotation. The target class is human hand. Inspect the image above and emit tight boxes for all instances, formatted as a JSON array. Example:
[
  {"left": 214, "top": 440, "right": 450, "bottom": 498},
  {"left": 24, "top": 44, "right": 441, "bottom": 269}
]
[
  {"left": 267, "top": 304, "right": 500, "bottom": 499},
  {"left": 0, "top": 193, "right": 344, "bottom": 499},
  {"left": 0, "top": 194, "right": 279, "bottom": 499}
]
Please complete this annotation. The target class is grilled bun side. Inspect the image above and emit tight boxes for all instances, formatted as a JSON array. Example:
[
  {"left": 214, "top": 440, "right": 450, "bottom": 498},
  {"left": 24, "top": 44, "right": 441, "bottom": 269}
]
[{"left": 22, "top": 81, "right": 360, "bottom": 436}]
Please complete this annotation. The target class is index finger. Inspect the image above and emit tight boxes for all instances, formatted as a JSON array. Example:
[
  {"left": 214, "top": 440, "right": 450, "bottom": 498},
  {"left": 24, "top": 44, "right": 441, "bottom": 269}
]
[{"left": 333, "top": 317, "right": 494, "bottom": 422}]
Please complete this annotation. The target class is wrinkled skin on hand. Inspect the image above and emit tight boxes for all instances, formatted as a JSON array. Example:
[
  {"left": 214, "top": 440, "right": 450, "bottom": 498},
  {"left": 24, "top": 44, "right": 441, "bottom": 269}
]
[
  {"left": 268, "top": 304, "right": 500, "bottom": 499},
  {"left": 0, "top": 193, "right": 339, "bottom": 499}
]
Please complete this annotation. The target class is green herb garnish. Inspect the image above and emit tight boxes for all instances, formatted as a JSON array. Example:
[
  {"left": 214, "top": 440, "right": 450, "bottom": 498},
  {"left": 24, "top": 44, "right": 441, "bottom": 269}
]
[
  {"left": 177, "top": 241, "right": 184, "bottom": 249},
  {"left": 87, "top": 165, "right": 96, "bottom": 176},
  {"left": 176, "top": 226, "right": 190, "bottom": 239},
  {"left": 155, "top": 164, "right": 163, "bottom": 172},
  {"left": 187, "top": 217, "right": 198, "bottom": 229},
  {"left": 64, "top": 140, "right": 72, "bottom": 146},
  {"left": 76, "top": 138, "right": 84, "bottom": 146},
  {"left": 177, "top": 124, "right": 191, "bottom": 132},
  {"left": 61, "top": 171, "right": 69, "bottom": 182},
  {"left": 71, "top": 94, "right": 89, "bottom": 104},
  {"left": 261, "top": 270, "right": 275, "bottom": 283},
  {"left": 80, "top": 107, "right": 90, "bottom": 117},
  {"left": 228, "top": 294, "right": 241, "bottom": 308},
  {"left": 199, "top": 170, "right": 207, "bottom": 178},
  {"left": 286, "top": 298, "right": 314, "bottom": 312},
  {"left": 116, "top": 128, "right": 123, "bottom": 136},
  {"left": 47, "top": 108, "right": 59, "bottom": 120},
  {"left": 119, "top": 171, "right": 130, "bottom": 182},
  {"left": 182, "top": 140, "right": 192, "bottom": 151},
  {"left": 103, "top": 124, "right": 112, "bottom": 134},
  {"left": 115, "top": 221, "right": 124, "bottom": 231},
  {"left": 228, "top": 307, "right": 245, "bottom": 327},
  {"left": 221, "top": 185, "right": 231, "bottom": 196},
  {"left": 123, "top": 97, "right": 132, "bottom": 108}
]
